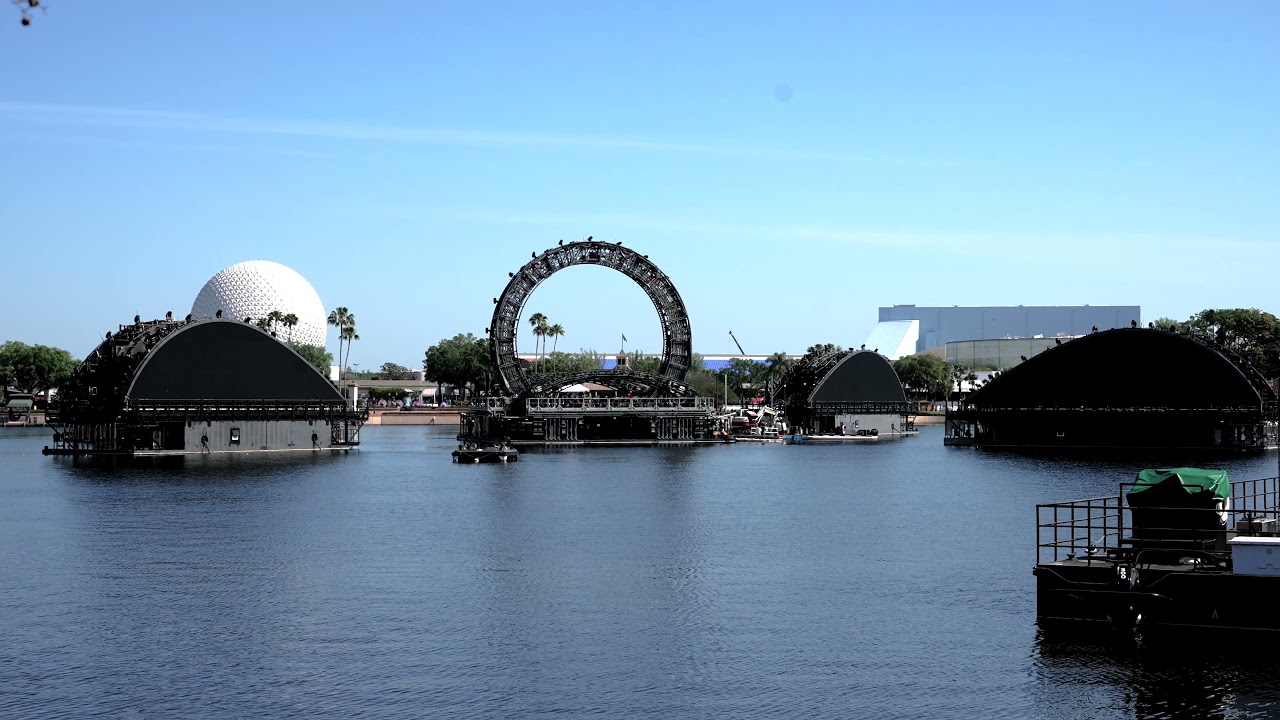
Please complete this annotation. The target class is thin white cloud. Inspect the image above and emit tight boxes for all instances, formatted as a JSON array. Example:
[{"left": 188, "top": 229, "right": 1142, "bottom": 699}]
[
  {"left": 339, "top": 205, "right": 1060, "bottom": 251},
  {"left": 10, "top": 131, "right": 331, "bottom": 159},
  {"left": 345, "top": 205, "right": 1275, "bottom": 274},
  {"left": 0, "top": 101, "right": 879, "bottom": 162}
]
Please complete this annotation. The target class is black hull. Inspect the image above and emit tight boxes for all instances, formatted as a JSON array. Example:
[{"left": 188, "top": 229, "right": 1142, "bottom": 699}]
[{"left": 1035, "top": 561, "right": 1280, "bottom": 634}]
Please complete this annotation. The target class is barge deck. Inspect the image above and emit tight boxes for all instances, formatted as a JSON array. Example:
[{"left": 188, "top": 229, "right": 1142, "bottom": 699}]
[{"left": 1035, "top": 469, "right": 1280, "bottom": 634}]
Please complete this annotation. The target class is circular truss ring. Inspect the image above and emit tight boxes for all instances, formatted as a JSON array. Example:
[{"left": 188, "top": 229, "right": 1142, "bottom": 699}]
[{"left": 488, "top": 241, "right": 693, "bottom": 396}]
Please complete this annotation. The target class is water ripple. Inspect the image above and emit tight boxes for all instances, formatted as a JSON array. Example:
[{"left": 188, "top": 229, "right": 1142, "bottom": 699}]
[{"left": 3, "top": 426, "right": 1279, "bottom": 717}]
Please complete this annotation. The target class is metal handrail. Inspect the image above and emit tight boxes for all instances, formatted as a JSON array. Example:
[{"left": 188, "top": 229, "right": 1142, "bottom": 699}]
[
  {"left": 525, "top": 396, "right": 716, "bottom": 414},
  {"left": 1036, "top": 475, "right": 1280, "bottom": 565}
]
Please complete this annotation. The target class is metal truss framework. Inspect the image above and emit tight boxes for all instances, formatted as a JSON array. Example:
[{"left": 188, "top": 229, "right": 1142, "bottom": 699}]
[
  {"left": 777, "top": 349, "right": 912, "bottom": 428},
  {"left": 776, "top": 348, "right": 850, "bottom": 409},
  {"left": 488, "top": 241, "right": 693, "bottom": 397}
]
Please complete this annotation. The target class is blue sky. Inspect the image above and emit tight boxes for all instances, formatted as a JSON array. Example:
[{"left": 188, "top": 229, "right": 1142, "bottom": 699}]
[{"left": 2, "top": 2, "right": 1277, "bottom": 369}]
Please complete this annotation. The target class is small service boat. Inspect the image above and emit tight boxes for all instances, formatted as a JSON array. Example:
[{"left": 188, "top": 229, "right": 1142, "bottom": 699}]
[
  {"left": 1035, "top": 467, "right": 1280, "bottom": 635},
  {"left": 452, "top": 442, "right": 519, "bottom": 463}
]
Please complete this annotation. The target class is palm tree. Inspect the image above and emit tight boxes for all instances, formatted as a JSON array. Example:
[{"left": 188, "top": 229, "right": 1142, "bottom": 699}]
[
  {"left": 528, "top": 312, "right": 547, "bottom": 371},
  {"left": 340, "top": 324, "right": 360, "bottom": 376},
  {"left": 282, "top": 313, "right": 299, "bottom": 344},
  {"left": 548, "top": 323, "right": 565, "bottom": 354},
  {"left": 765, "top": 351, "right": 791, "bottom": 402},
  {"left": 328, "top": 307, "right": 354, "bottom": 380},
  {"left": 262, "top": 310, "right": 284, "bottom": 338}
]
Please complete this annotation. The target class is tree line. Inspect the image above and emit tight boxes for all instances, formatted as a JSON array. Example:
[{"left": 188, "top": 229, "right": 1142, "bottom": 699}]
[
  {"left": 13, "top": 305, "right": 1275, "bottom": 406},
  {"left": 420, "top": 318, "right": 797, "bottom": 405},
  {"left": 0, "top": 341, "right": 77, "bottom": 398}
]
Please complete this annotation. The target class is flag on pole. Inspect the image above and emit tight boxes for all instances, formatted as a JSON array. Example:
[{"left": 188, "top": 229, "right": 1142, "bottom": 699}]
[{"left": 622, "top": 333, "right": 628, "bottom": 343}]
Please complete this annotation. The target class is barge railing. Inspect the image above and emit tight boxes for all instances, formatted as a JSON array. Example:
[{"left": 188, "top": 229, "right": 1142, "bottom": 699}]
[
  {"left": 525, "top": 396, "right": 716, "bottom": 415},
  {"left": 1037, "top": 475, "right": 1280, "bottom": 566}
]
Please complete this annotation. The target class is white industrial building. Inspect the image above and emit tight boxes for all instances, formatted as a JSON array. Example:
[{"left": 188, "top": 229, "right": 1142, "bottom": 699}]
[{"left": 866, "top": 304, "right": 1141, "bottom": 359}]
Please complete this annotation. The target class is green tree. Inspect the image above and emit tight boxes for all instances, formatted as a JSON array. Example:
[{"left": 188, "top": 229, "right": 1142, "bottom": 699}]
[
  {"left": 291, "top": 343, "right": 334, "bottom": 377},
  {"left": 948, "top": 362, "right": 977, "bottom": 403},
  {"left": 0, "top": 341, "right": 78, "bottom": 396},
  {"left": 625, "top": 348, "right": 661, "bottom": 374},
  {"left": 892, "top": 354, "right": 952, "bottom": 399},
  {"left": 424, "top": 333, "right": 491, "bottom": 398},
  {"left": 538, "top": 351, "right": 604, "bottom": 374},
  {"left": 378, "top": 362, "right": 410, "bottom": 381},
  {"left": 765, "top": 351, "right": 792, "bottom": 400},
  {"left": 685, "top": 371, "right": 721, "bottom": 401},
  {"left": 723, "top": 357, "right": 769, "bottom": 404},
  {"left": 1187, "top": 308, "right": 1280, "bottom": 379},
  {"left": 1151, "top": 317, "right": 1186, "bottom": 333},
  {"left": 804, "top": 343, "right": 842, "bottom": 359}
]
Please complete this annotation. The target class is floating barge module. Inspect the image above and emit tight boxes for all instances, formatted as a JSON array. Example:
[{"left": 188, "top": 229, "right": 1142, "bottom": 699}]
[
  {"left": 45, "top": 316, "right": 365, "bottom": 456},
  {"left": 462, "top": 387, "right": 725, "bottom": 446},
  {"left": 1035, "top": 468, "right": 1280, "bottom": 634},
  {"left": 461, "top": 239, "right": 728, "bottom": 447},
  {"left": 948, "top": 328, "right": 1277, "bottom": 451}
]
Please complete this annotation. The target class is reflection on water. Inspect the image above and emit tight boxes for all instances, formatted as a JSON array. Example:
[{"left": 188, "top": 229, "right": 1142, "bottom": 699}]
[
  {"left": 1033, "top": 630, "right": 1280, "bottom": 719},
  {"left": 2, "top": 424, "right": 1279, "bottom": 718}
]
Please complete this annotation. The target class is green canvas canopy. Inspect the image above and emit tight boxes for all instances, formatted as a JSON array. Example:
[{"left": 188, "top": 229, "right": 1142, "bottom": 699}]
[
  {"left": 1128, "top": 467, "right": 1230, "bottom": 504},
  {"left": 4, "top": 398, "right": 33, "bottom": 410},
  {"left": 1126, "top": 468, "right": 1230, "bottom": 544}
]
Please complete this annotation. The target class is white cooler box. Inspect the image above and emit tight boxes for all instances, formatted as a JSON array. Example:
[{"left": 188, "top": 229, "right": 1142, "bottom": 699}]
[{"left": 1229, "top": 536, "right": 1280, "bottom": 576}]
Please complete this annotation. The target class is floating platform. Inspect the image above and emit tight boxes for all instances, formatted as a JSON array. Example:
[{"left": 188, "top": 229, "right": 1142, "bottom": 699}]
[
  {"left": 1035, "top": 469, "right": 1280, "bottom": 635},
  {"left": 511, "top": 437, "right": 735, "bottom": 448},
  {"left": 460, "top": 395, "right": 726, "bottom": 447},
  {"left": 788, "top": 433, "right": 881, "bottom": 444},
  {"left": 43, "top": 445, "right": 358, "bottom": 457},
  {"left": 453, "top": 445, "right": 519, "bottom": 463}
]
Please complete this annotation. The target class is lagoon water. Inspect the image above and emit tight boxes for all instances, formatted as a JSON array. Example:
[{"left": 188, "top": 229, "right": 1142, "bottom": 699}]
[{"left": 4, "top": 424, "right": 1280, "bottom": 719}]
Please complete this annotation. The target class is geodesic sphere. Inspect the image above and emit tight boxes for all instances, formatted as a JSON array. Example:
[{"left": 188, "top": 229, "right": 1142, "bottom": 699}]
[{"left": 191, "top": 260, "right": 328, "bottom": 348}]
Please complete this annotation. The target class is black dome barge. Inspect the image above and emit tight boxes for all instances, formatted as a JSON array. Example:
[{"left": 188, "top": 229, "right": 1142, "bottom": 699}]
[
  {"left": 44, "top": 317, "right": 366, "bottom": 456},
  {"left": 946, "top": 328, "right": 1277, "bottom": 451}
]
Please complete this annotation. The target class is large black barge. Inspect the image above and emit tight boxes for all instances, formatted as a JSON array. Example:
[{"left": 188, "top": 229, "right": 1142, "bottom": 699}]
[
  {"left": 460, "top": 392, "right": 730, "bottom": 447},
  {"left": 1035, "top": 468, "right": 1280, "bottom": 634},
  {"left": 462, "top": 239, "right": 729, "bottom": 447},
  {"left": 948, "top": 328, "right": 1278, "bottom": 451},
  {"left": 44, "top": 316, "right": 365, "bottom": 457}
]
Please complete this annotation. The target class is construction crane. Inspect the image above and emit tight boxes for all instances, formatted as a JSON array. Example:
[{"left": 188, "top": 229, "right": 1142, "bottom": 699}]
[{"left": 728, "top": 330, "right": 747, "bottom": 356}]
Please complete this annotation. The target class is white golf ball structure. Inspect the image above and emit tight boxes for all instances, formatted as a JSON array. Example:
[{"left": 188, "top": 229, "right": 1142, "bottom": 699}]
[{"left": 191, "top": 260, "right": 328, "bottom": 348}]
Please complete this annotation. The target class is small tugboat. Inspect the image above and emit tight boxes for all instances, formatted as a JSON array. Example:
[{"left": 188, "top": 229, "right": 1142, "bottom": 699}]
[
  {"left": 1035, "top": 467, "right": 1280, "bottom": 635},
  {"left": 452, "top": 440, "right": 519, "bottom": 463}
]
